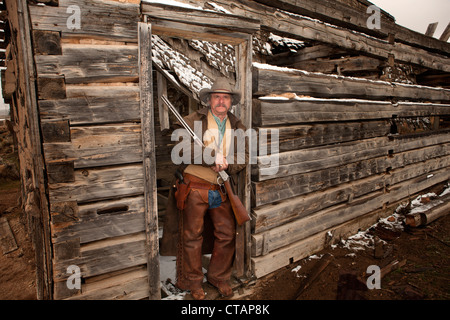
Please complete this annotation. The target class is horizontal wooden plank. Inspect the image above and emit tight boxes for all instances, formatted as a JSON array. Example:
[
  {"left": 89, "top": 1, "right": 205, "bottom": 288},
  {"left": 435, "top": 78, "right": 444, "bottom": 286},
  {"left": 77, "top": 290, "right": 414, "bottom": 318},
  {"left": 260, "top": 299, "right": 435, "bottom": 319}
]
[
  {"left": 288, "top": 55, "right": 382, "bottom": 74},
  {"left": 35, "top": 44, "right": 138, "bottom": 84},
  {"left": 258, "top": 136, "right": 391, "bottom": 176},
  {"left": 77, "top": 195, "right": 145, "bottom": 221},
  {"left": 255, "top": 132, "right": 450, "bottom": 181},
  {"left": 253, "top": 65, "right": 450, "bottom": 103},
  {"left": 254, "top": 99, "right": 450, "bottom": 126},
  {"left": 66, "top": 267, "right": 149, "bottom": 300},
  {"left": 265, "top": 121, "right": 391, "bottom": 152},
  {"left": 43, "top": 124, "right": 142, "bottom": 168},
  {"left": 252, "top": 154, "right": 450, "bottom": 233},
  {"left": 253, "top": 158, "right": 382, "bottom": 207},
  {"left": 29, "top": 0, "right": 139, "bottom": 42},
  {"left": 51, "top": 195, "right": 145, "bottom": 244},
  {"left": 48, "top": 164, "right": 144, "bottom": 204},
  {"left": 253, "top": 173, "right": 384, "bottom": 234},
  {"left": 53, "top": 211, "right": 145, "bottom": 245},
  {"left": 39, "top": 85, "right": 140, "bottom": 125},
  {"left": 252, "top": 166, "right": 450, "bottom": 256},
  {"left": 53, "top": 233, "right": 147, "bottom": 281},
  {"left": 150, "top": 18, "right": 249, "bottom": 46},
  {"left": 54, "top": 265, "right": 148, "bottom": 300},
  {"left": 141, "top": 2, "right": 260, "bottom": 33},
  {"left": 253, "top": 142, "right": 450, "bottom": 206}
]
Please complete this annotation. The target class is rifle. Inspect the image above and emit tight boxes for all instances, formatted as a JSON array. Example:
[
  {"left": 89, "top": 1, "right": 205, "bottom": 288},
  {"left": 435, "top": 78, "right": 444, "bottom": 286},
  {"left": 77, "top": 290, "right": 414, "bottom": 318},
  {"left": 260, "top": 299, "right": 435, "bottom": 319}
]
[{"left": 162, "top": 95, "right": 251, "bottom": 225}]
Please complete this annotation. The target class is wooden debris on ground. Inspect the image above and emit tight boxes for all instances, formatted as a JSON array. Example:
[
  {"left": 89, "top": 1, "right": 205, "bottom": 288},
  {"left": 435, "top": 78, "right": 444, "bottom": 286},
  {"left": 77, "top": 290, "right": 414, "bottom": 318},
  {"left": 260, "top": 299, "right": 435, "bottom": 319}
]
[
  {"left": 294, "top": 253, "right": 334, "bottom": 300},
  {"left": 380, "top": 259, "right": 407, "bottom": 279},
  {"left": 405, "top": 199, "right": 450, "bottom": 227},
  {"left": 0, "top": 216, "right": 18, "bottom": 254}
]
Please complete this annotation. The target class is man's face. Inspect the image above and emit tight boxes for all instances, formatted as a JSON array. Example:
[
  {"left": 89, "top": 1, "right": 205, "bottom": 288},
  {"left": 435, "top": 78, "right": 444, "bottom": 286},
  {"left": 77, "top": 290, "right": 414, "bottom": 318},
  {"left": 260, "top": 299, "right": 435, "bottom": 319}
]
[{"left": 209, "top": 93, "right": 232, "bottom": 119}]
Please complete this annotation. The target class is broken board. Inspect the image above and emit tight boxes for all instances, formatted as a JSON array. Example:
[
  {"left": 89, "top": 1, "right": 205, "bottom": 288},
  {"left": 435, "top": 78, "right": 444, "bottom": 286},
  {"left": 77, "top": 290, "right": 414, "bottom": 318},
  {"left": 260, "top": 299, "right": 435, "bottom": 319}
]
[{"left": 0, "top": 216, "right": 18, "bottom": 254}]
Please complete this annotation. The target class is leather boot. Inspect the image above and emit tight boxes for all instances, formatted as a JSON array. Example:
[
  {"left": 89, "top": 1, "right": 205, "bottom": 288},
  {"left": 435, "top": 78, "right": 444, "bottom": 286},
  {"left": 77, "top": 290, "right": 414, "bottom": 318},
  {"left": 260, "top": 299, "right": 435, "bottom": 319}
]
[
  {"left": 207, "top": 278, "right": 233, "bottom": 297},
  {"left": 175, "top": 281, "right": 205, "bottom": 300}
]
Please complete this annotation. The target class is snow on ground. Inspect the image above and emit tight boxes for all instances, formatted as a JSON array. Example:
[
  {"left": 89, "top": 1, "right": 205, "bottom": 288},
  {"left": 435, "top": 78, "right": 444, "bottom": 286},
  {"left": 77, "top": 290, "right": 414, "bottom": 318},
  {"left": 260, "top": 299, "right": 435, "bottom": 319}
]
[
  {"left": 337, "top": 212, "right": 404, "bottom": 252},
  {"left": 159, "top": 255, "right": 186, "bottom": 300},
  {"left": 159, "top": 251, "right": 211, "bottom": 299}
]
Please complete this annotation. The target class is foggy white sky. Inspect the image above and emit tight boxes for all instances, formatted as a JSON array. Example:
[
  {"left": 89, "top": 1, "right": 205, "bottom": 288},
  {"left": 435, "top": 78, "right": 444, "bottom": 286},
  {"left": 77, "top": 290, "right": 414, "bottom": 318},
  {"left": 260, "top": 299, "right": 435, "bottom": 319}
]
[{"left": 369, "top": 0, "right": 450, "bottom": 39}]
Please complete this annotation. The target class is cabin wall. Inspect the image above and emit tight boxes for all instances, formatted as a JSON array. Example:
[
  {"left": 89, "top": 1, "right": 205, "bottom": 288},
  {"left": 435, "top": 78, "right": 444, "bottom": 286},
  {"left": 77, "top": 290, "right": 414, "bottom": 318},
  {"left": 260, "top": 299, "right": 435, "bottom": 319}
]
[
  {"left": 3, "top": 0, "right": 53, "bottom": 299},
  {"left": 250, "top": 65, "right": 450, "bottom": 278},
  {"left": 25, "top": 0, "right": 150, "bottom": 299}
]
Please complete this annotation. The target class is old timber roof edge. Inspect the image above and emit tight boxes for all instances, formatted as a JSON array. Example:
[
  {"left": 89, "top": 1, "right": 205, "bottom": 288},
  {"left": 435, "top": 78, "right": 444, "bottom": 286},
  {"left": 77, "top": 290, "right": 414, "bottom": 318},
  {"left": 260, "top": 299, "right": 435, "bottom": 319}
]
[{"left": 253, "top": 0, "right": 449, "bottom": 55}]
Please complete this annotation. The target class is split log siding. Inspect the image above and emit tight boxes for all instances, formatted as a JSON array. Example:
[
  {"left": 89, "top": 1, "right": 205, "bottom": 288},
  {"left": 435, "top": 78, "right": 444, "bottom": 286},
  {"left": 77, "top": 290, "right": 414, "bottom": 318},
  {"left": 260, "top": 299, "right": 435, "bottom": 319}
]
[
  {"left": 250, "top": 65, "right": 450, "bottom": 277},
  {"left": 253, "top": 99, "right": 450, "bottom": 126},
  {"left": 29, "top": 0, "right": 140, "bottom": 42},
  {"left": 38, "top": 86, "right": 141, "bottom": 125},
  {"left": 27, "top": 0, "right": 148, "bottom": 299},
  {"left": 253, "top": 66, "right": 450, "bottom": 102}
]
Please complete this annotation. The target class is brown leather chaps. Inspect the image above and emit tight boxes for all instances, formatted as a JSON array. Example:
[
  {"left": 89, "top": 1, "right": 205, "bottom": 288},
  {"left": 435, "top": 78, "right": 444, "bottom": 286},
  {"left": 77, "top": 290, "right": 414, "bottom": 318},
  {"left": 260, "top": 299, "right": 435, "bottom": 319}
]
[{"left": 176, "top": 188, "right": 236, "bottom": 291}]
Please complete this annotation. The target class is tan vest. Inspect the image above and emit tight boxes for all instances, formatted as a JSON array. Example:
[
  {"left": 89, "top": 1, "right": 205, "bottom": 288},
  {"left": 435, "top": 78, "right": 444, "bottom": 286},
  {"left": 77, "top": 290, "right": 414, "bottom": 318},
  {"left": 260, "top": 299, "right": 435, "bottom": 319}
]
[{"left": 184, "top": 111, "right": 232, "bottom": 184}]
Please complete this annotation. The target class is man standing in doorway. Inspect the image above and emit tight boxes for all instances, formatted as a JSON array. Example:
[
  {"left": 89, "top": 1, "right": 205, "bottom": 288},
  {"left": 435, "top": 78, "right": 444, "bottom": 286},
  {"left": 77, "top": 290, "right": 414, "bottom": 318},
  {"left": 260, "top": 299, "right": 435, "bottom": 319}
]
[{"left": 168, "top": 78, "right": 248, "bottom": 300}]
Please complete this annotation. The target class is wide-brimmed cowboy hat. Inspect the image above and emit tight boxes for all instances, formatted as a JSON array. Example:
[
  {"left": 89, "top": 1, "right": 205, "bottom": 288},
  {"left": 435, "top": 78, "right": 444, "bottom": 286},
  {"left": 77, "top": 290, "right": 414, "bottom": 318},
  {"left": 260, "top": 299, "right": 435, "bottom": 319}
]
[{"left": 199, "top": 77, "right": 241, "bottom": 106}]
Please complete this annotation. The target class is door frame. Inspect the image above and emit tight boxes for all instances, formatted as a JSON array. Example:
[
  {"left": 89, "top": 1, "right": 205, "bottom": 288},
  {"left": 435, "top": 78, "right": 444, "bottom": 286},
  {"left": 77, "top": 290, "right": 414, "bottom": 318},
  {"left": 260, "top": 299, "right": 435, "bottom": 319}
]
[{"left": 139, "top": 4, "right": 258, "bottom": 299}]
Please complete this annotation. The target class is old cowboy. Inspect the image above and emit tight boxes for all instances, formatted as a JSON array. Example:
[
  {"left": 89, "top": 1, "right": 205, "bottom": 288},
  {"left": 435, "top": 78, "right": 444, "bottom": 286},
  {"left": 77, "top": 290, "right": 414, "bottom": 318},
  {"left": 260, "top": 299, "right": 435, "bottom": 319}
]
[{"left": 160, "top": 78, "right": 249, "bottom": 300}]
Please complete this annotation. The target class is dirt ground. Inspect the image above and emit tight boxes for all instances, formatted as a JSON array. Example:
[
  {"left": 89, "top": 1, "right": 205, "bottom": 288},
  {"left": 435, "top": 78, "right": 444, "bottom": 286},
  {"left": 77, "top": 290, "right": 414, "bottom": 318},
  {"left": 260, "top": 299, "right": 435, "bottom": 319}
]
[
  {"left": 0, "top": 185, "right": 37, "bottom": 300},
  {"left": 0, "top": 121, "right": 449, "bottom": 300}
]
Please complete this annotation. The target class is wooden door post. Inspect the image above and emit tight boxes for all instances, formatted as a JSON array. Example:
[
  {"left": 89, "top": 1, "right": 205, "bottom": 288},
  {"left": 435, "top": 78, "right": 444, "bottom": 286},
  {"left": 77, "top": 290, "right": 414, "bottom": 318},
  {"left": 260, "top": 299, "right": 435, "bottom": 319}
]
[{"left": 139, "top": 22, "right": 161, "bottom": 300}]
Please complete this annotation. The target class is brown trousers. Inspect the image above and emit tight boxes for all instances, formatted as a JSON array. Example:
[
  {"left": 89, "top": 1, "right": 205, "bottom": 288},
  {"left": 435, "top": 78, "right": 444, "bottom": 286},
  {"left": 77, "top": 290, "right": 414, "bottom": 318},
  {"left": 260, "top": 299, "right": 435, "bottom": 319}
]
[{"left": 176, "top": 188, "right": 236, "bottom": 290}]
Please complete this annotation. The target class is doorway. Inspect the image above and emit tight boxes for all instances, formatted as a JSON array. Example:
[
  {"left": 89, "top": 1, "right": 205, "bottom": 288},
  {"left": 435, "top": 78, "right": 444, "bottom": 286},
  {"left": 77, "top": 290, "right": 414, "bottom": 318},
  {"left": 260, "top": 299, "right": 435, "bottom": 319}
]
[{"left": 138, "top": 4, "right": 257, "bottom": 299}]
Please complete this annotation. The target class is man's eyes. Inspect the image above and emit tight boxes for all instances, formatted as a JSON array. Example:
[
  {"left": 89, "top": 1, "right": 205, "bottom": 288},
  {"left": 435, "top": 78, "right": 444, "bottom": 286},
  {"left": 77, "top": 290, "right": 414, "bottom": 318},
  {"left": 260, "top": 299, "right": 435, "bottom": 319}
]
[{"left": 212, "top": 95, "right": 231, "bottom": 100}]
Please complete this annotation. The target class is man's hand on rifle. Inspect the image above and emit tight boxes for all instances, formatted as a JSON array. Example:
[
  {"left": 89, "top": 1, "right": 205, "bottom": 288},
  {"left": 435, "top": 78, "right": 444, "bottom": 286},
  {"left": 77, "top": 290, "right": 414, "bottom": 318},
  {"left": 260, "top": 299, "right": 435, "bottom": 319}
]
[{"left": 211, "top": 152, "right": 228, "bottom": 173}]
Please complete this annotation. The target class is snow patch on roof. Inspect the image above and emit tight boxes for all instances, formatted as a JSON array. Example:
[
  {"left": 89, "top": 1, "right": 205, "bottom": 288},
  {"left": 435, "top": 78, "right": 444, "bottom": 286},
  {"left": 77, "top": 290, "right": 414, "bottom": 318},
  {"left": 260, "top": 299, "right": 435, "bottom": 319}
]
[
  {"left": 206, "top": 1, "right": 232, "bottom": 14},
  {"left": 268, "top": 33, "right": 306, "bottom": 54},
  {"left": 152, "top": 35, "right": 213, "bottom": 98}
]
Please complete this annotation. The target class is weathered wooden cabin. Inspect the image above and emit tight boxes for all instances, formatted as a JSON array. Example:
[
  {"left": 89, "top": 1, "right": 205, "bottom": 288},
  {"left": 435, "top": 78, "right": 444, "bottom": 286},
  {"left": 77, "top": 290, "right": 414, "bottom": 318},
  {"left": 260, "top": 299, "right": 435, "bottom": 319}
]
[{"left": 1, "top": 0, "right": 449, "bottom": 299}]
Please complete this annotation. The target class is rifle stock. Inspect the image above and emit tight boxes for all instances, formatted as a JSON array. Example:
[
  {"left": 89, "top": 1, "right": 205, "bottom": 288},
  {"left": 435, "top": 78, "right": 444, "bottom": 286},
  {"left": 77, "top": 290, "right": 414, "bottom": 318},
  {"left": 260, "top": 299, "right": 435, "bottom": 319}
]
[{"left": 223, "top": 179, "right": 250, "bottom": 226}]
